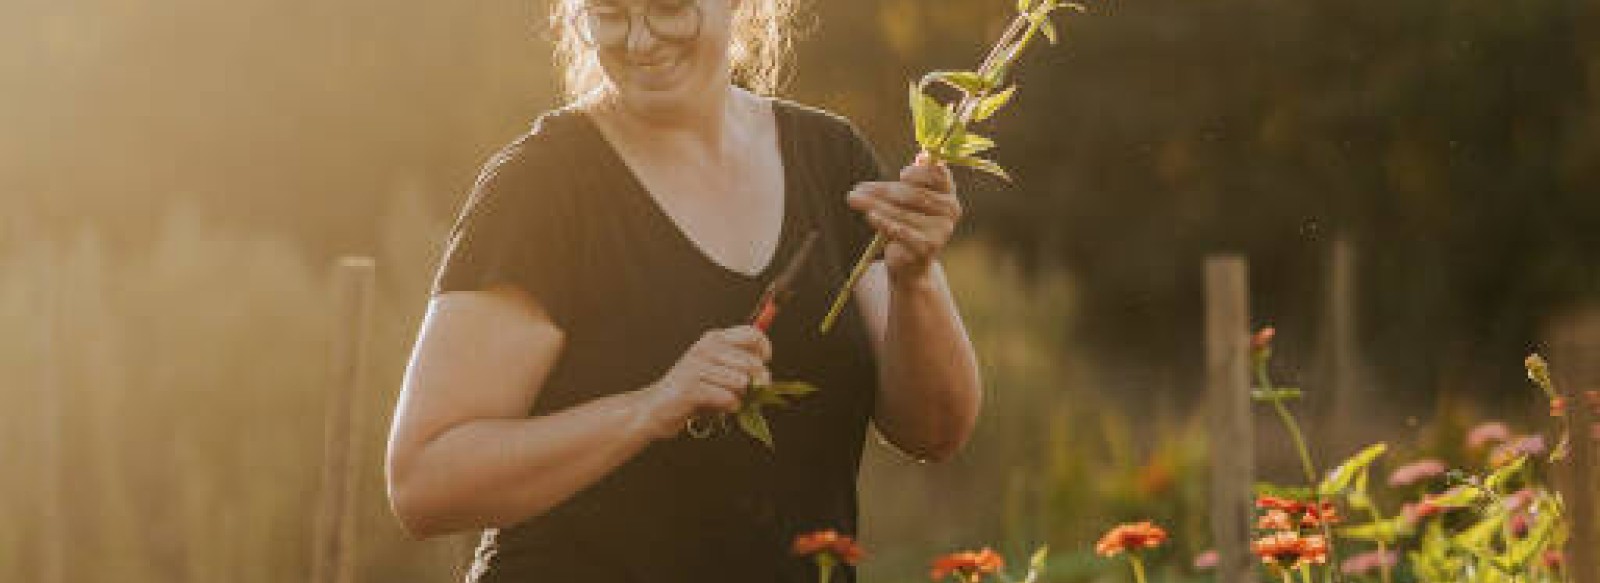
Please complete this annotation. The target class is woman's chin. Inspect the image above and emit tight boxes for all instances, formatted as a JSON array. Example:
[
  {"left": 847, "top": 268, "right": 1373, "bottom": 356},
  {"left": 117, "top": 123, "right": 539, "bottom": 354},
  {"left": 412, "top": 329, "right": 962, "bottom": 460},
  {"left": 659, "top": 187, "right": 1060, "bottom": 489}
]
[{"left": 613, "top": 83, "right": 704, "bottom": 120}]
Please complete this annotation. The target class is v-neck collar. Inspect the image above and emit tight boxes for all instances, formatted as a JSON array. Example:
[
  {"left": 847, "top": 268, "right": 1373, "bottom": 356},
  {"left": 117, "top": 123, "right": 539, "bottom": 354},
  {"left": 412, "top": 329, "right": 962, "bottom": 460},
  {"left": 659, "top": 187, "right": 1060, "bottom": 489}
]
[{"left": 574, "top": 98, "right": 799, "bottom": 282}]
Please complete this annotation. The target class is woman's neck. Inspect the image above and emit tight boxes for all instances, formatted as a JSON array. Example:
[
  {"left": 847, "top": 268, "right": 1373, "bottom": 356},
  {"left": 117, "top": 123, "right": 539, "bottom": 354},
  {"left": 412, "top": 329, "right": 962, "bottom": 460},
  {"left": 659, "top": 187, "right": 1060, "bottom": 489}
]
[{"left": 588, "top": 86, "right": 765, "bottom": 163}]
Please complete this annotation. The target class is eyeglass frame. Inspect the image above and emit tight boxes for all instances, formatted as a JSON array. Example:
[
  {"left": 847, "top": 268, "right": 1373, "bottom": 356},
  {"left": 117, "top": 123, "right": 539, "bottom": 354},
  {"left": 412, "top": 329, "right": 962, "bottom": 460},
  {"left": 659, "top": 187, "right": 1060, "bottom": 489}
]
[{"left": 569, "top": 0, "right": 705, "bottom": 49}]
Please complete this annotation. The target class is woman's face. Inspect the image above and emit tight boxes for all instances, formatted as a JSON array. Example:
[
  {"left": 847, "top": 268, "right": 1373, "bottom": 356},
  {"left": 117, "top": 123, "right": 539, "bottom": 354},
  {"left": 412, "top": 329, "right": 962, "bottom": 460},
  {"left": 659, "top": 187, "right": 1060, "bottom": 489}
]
[{"left": 579, "top": 0, "right": 737, "bottom": 117}]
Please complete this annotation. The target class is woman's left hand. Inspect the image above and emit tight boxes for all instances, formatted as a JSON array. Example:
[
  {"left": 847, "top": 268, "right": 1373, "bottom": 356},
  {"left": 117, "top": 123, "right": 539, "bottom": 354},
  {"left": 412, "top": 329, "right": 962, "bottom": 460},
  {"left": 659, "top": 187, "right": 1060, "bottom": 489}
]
[{"left": 846, "top": 152, "right": 962, "bottom": 285}]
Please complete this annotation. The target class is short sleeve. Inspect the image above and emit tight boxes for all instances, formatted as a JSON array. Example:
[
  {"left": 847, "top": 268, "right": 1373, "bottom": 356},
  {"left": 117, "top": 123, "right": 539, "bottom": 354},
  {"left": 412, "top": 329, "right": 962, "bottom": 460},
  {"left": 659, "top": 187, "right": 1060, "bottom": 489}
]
[{"left": 430, "top": 136, "right": 577, "bottom": 322}]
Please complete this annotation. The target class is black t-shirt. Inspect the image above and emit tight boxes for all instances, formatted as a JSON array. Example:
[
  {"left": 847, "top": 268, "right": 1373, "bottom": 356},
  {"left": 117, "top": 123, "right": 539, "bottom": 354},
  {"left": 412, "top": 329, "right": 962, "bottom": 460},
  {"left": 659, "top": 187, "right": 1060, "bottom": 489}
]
[{"left": 431, "top": 98, "right": 886, "bottom": 583}]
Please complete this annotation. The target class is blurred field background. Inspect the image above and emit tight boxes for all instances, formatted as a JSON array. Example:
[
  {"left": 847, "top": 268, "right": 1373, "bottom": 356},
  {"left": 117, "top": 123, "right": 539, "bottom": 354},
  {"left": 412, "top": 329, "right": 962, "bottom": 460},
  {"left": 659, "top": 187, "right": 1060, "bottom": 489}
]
[{"left": 3, "top": 0, "right": 1596, "bottom": 580}]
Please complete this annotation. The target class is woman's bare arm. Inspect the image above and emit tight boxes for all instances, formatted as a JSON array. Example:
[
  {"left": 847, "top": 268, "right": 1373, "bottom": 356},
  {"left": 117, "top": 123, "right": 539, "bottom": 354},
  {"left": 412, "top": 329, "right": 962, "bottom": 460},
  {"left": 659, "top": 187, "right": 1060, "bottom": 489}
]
[
  {"left": 385, "top": 285, "right": 771, "bottom": 539},
  {"left": 385, "top": 286, "right": 656, "bottom": 538},
  {"left": 855, "top": 262, "right": 983, "bottom": 463},
  {"left": 846, "top": 156, "right": 983, "bottom": 464}
]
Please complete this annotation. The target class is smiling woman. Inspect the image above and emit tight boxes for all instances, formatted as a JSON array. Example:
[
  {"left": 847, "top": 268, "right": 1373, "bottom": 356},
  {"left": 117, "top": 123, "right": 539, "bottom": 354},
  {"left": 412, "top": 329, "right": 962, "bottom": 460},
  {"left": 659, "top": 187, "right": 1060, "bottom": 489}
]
[
  {"left": 551, "top": 0, "right": 800, "bottom": 101},
  {"left": 383, "top": 1, "right": 983, "bottom": 582}
]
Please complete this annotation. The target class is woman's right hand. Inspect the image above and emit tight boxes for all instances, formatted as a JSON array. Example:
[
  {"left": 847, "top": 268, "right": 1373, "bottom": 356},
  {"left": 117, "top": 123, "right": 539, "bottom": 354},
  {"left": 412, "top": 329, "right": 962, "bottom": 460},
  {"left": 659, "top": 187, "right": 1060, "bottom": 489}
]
[{"left": 636, "top": 325, "right": 773, "bottom": 440}]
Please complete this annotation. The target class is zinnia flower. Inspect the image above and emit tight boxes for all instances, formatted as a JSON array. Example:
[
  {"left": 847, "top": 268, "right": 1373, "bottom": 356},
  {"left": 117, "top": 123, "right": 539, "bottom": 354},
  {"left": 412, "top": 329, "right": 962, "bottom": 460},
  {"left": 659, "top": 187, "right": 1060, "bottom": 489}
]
[
  {"left": 1256, "top": 496, "right": 1305, "bottom": 513},
  {"left": 1252, "top": 326, "right": 1277, "bottom": 351},
  {"left": 1492, "top": 435, "right": 1547, "bottom": 466},
  {"left": 1339, "top": 549, "right": 1398, "bottom": 575},
  {"left": 792, "top": 529, "right": 864, "bottom": 565},
  {"left": 1387, "top": 459, "right": 1447, "bottom": 487},
  {"left": 1467, "top": 421, "right": 1512, "bottom": 449},
  {"left": 1095, "top": 521, "right": 1168, "bottom": 557},
  {"left": 930, "top": 548, "right": 1004, "bottom": 582},
  {"left": 1551, "top": 396, "right": 1567, "bottom": 417},
  {"left": 1251, "top": 532, "right": 1328, "bottom": 568},
  {"left": 1543, "top": 550, "right": 1564, "bottom": 569},
  {"left": 1299, "top": 502, "right": 1341, "bottom": 528},
  {"left": 1257, "top": 509, "right": 1294, "bottom": 531},
  {"left": 1193, "top": 549, "right": 1218, "bottom": 569},
  {"left": 1503, "top": 488, "right": 1536, "bottom": 511},
  {"left": 1401, "top": 489, "right": 1470, "bottom": 524}
]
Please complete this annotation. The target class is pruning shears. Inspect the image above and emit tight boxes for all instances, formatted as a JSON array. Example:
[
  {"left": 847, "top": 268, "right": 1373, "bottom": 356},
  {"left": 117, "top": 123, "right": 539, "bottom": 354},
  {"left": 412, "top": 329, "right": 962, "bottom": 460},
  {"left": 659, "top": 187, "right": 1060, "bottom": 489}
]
[{"left": 686, "top": 229, "right": 821, "bottom": 439}]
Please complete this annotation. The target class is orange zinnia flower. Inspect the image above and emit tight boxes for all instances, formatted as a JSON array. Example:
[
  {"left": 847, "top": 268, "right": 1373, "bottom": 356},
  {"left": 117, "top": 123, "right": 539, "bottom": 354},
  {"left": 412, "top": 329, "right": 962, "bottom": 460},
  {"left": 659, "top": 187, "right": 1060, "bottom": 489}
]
[
  {"left": 1256, "top": 496, "right": 1305, "bottom": 513},
  {"left": 1095, "top": 521, "right": 1169, "bottom": 557},
  {"left": 1257, "top": 509, "right": 1295, "bottom": 531},
  {"left": 1251, "top": 532, "right": 1328, "bottom": 568},
  {"left": 1300, "top": 502, "right": 1341, "bottom": 528},
  {"left": 929, "top": 548, "right": 1004, "bottom": 582},
  {"left": 792, "top": 529, "right": 864, "bottom": 565}
]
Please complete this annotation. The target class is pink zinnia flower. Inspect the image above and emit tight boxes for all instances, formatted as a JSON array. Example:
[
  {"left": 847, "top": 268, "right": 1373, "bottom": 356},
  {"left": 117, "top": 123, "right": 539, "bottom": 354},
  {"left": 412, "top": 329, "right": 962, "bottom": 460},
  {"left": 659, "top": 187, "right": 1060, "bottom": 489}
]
[
  {"left": 1503, "top": 488, "right": 1537, "bottom": 511},
  {"left": 1340, "top": 549, "right": 1398, "bottom": 575},
  {"left": 1467, "top": 421, "right": 1511, "bottom": 449},
  {"left": 1387, "top": 459, "right": 1447, "bottom": 487},
  {"left": 1193, "top": 549, "right": 1218, "bottom": 569}
]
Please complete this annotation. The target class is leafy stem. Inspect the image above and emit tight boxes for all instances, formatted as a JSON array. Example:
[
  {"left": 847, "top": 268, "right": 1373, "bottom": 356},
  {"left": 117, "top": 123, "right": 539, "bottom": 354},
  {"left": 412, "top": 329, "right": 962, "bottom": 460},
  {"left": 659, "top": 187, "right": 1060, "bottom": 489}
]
[{"left": 818, "top": 1, "right": 1076, "bottom": 333}]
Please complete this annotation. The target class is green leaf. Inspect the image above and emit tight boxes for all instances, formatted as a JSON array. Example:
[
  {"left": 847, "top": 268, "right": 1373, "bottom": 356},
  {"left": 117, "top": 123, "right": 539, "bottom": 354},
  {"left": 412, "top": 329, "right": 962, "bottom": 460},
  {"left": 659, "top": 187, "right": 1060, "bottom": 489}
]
[
  {"left": 947, "top": 156, "right": 1011, "bottom": 181},
  {"left": 735, "top": 407, "right": 775, "bottom": 449},
  {"left": 1347, "top": 469, "right": 1372, "bottom": 509},
  {"left": 1507, "top": 500, "right": 1558, "bottom": 565},
  {"left": 1338, "top": 517, "right": 1409, "bottom": 542},
  {"left": 1253, "top": 482, "right": 1314, "bottom": 500},
  {"left": 1451, "top": 508, "right": 1504, "bottom": 549},
  {"left": 751, "top": 388, "right": 787, "bottom": 407},
  {"left": 1037, "top": 14, "right": 1059, "bottom": 44},
  {"left": 973, "top": 86, "right": 1016, "bottom": 122},
  {"left": 1426, "top": 486, "right": 1482, "bottom": 508},
  {"left": 1020, "top": 545, "right": 1049, "bottom": 583},
  {"left": 910, "top": 83, "right": 934, "bottom": 148},
  {"left": 1484, "top": 454, "right": 1526, "bottom": 492},
  {"left": 764, "top": 381, "right": 818, "bottom": 397},
  {"left": 983, "top": 60, "right": 1013, "bottom": 90},
  {"left": 926, "top": 70, "right": 992, "bottom": 94},
  {"left": 1250, "top": 387, "right": 1303, "bottom": 401},
  {"left": 910, "top": 85, "right": 954, "bottom": 152},
  {"left": 948, "top": 133, "right": 997, "bottom": 157},
  {"left": 1319, "top": 442, "right": 1388, "bottom": 497}
]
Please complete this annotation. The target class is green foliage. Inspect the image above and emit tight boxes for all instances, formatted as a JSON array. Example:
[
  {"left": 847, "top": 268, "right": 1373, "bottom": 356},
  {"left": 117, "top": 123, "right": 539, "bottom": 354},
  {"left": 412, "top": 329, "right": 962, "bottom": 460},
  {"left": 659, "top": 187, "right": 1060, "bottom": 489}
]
[{"left": 735, "top": 381, "right": 818, "bottom": 449}]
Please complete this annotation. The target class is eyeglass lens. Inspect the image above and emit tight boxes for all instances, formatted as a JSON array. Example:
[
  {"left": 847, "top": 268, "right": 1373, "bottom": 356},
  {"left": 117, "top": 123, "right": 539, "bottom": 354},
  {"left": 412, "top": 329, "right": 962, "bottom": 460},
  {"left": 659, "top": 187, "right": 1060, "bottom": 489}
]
[{"left": 576, "top": 1, "right": 701, "bottom": 48}]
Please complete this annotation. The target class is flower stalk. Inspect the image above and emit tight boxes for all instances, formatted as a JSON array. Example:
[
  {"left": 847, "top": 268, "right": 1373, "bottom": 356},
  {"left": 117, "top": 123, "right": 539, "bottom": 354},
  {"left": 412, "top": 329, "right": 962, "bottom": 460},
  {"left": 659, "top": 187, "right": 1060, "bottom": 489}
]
[{"left": 819, "top": 0, "right": 1078, "bottom": 333}]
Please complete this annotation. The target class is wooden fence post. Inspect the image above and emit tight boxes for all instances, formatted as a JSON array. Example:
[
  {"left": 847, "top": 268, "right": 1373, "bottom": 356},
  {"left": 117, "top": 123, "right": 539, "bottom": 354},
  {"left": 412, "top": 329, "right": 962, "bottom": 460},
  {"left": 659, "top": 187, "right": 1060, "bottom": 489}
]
[
  {"left": 39, "top": 244, "right": 65, "bottom": 583},
  {"left": 1546, "top": 307, "right": 1598, "bottom": 583},
  {"left": 1321, "top": 237, "right": 1361, "bottom": 455},
  {"left": 1205, "top": 255, "right": 1257, "bottom": 582},
  {"left": 311, "top": 256, "right": 376, "bottom": 583}
]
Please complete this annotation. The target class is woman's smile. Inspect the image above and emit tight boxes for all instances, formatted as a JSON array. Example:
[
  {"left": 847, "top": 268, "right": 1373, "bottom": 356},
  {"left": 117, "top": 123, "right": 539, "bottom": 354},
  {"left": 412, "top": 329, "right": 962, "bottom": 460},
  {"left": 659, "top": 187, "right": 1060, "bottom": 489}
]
[{"left": 623, "top": 54, "right": 686, "bottom": 89}]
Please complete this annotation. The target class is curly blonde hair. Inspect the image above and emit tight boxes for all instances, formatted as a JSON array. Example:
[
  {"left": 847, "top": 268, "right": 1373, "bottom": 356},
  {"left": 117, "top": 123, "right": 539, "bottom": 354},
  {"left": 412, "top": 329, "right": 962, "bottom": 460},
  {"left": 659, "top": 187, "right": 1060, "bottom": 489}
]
[{"left": 550, "top": 0, "right": 806, "bottom": 101}]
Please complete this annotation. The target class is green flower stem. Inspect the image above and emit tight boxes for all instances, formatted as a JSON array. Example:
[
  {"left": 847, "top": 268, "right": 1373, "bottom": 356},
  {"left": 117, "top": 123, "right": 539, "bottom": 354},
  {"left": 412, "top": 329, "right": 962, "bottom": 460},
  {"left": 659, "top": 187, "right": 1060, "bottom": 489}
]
[
  {"left": 819, "top": 5, "right": 1049, "bottom": 334},
  {"left": 813, "top": 553, "right": 837, "bottom": 583},
  {"left": 1299, "top": 564, "right": 1315, "bottom": 583},
  {"left": 1128, "top": 555, "right": 1148, "bottom": 583},
  {"left": 1256, "top": 359, "right": 1342, "bottom": 583}
]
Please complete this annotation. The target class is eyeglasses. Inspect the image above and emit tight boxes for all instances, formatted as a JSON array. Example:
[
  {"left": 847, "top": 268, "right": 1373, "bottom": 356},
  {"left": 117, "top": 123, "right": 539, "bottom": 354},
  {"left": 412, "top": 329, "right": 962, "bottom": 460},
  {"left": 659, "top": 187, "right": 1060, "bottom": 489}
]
[{"left": 572, "top": 0, "right": 703, "bottom": 49}]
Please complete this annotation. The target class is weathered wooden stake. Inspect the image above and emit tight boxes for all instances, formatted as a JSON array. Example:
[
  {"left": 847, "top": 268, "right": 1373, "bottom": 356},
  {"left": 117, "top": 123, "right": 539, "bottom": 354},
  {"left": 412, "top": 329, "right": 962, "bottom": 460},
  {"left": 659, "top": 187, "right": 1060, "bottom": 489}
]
[
  {"left": 1204, "top": 255, "right": 1258, "bottom": 583},
  {"left": 40, "top": 244, "right": 65, "bottom": 583},
  {"left": 1321, "top": 238, "right": 1361, "bottom": 454},
  {"left": 311, "top": 256, "right": 376, "bottom": 583},
  {"left": 1546, "top": 307, "right": 1598, "bottom": 583}
]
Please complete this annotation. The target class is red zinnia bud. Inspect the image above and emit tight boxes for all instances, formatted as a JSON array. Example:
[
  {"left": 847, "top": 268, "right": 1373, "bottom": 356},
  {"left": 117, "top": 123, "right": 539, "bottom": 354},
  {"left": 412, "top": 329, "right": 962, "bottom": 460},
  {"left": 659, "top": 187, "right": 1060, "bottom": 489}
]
[{"left": 1251, "top": 326, "right": 1277, "bottom": 353}]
